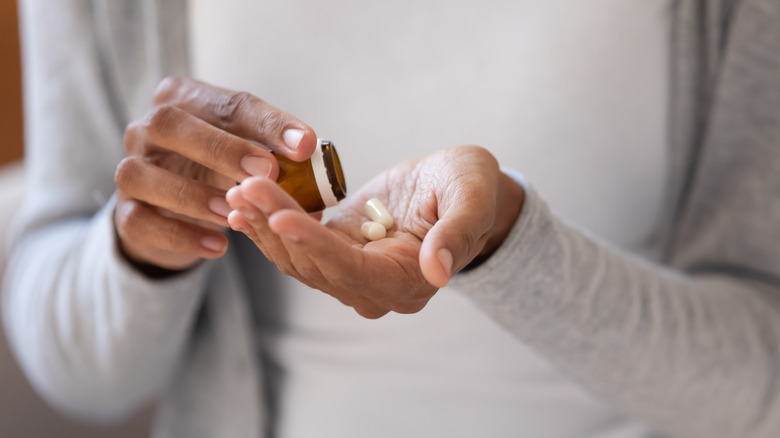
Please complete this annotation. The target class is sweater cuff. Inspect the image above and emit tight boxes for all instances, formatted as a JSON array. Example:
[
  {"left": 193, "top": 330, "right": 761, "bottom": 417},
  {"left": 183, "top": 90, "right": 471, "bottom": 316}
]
[{"left": 448, "top": 180, "right": 556, "bottom": 305}]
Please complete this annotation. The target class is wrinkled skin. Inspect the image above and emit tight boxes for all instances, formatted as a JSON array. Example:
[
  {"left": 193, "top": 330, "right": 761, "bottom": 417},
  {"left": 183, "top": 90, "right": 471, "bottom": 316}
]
[
  {"left": 227, "top": 145, "right": 524, "bottom": 318},
  {"left": 114, "top": 77, "right": 524, "bottom": 316},
  {"left": 114, "top": 77, "right": 316, "bottom": 271}
]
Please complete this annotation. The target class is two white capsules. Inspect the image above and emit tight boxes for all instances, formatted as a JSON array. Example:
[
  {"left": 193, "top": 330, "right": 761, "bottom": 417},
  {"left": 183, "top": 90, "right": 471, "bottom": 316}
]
[{"left": 361, "top": 197, "right": 393, "bottom": 241}]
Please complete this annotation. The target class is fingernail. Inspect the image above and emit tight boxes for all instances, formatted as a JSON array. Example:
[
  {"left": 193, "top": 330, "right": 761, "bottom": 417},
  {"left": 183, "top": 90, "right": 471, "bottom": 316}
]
[
  {"left": 283, "top": 128, "right": 304, "bottom": 150},
  {"left": 201, "top": 236, "right": 226, "bottom": 252},
  {"left": 437, "top": 248, "right": 453, "bottom": 277},
  {"left": 241, "top": 155, "right": 272, "bottom": 177},
  {"left": 208, "top": 197, "right": 232, "bottom": 217}
]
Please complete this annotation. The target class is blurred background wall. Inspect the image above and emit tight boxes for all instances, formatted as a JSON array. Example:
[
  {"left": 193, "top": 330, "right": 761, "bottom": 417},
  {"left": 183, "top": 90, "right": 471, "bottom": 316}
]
[{"left": 0, "top": 1, "right": 151, "bottom": 436}]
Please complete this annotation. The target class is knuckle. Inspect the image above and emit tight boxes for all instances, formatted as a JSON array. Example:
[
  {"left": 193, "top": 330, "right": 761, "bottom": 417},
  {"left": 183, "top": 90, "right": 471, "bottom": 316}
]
[
  {"left": 203, "top": 131, "right": 234, "bottom": 169},
  {"left": 114, "top": 156, "right": 143, "bottom": 190},
  {"left": 153, "top": 76, "right": 185, "bottom": 105},
  {"left": 214, "top": 91, "right": 253, "bottom": 126},
  {"left": 255, "top": 108, "right": 286, "bottom": 137},
  {"left": 168, "top": 179, "right": 191, "bottom": 212},
  {"left": 145, "top": 104, "right": 181, "bottom": 141}
]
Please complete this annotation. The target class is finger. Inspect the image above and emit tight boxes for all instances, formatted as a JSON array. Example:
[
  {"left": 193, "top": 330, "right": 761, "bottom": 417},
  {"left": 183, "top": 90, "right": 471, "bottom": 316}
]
[
  {"left": 135, "top": 105, "right": 279, "bottom": 183},
  {"left": 268, "top": 209, "right": 431, "bottom": 313},
  {"left": 238, "top": 176, "right": 305, "bottom": 215},
  {"left": 228, "top": 209, "right": 286, "bottom": 271},
  {"left": 228, "top": 209, "right": 279, "bottom": 264},
  {"left": 225, "top": 186, "right": 263, "bottom": 229},
  {"left": 153, "top": 77, "right": 317, "bottom": 161},
  {"left": 266, "top": 209, "right": 393, "bottom": 314},
  {"left": 229, "top": 184, "right": 368, "bottom": 308},
  {"left": 226, "top": 184, "right": 294, "bottom": 268},
  {"left": 227, "top": 209, "right": 254, "bottom": 236},
  {"left": 115, "top": 198, "right": 228, "bottom": 261},
  {"left": 418, "top": 194, "right": 493, "bottom": 288},
  {"left": 237, "top": 179, "right": 430, "bottom": 314},
  {"left": 267, "top": 209, "right": 367, "bottom": 278},
  {"left": 115, "top": 156, "right": 231, "bottom": 227}
]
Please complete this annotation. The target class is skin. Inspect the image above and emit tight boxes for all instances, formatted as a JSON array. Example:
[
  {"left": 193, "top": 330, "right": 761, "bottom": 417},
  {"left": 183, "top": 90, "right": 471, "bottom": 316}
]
[
  {"left": 114, "top": 77, "right": 316, "bottom": 271},
  {"left": 115, "top": 77, "right": 525, "bottom": 317},
  {"left": 226, "top": 146, "right": 525, "bottom": 319}
]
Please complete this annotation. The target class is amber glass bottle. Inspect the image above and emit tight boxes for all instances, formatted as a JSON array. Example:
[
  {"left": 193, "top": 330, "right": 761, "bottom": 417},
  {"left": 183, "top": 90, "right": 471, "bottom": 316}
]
[{"left": 275, "top": 139, "right": 347, "bottom": 212}]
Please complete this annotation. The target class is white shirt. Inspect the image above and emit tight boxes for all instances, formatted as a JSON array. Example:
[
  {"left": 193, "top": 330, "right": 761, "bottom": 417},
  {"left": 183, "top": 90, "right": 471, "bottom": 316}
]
[{"left": 191, "top": 1, "right": 672, "bottom": 436}]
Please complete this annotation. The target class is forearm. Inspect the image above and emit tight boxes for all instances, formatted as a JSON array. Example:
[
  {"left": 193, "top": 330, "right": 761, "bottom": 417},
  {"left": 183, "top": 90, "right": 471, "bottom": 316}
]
[
  {"left": 2, "top": 201, "right": 209, "bottom": 423},
  {"left": 3, "top": 0, "right": 215, "bottom": 424},
  {"left": 451, "top": 187, "right": 780, "bottom": 438}
]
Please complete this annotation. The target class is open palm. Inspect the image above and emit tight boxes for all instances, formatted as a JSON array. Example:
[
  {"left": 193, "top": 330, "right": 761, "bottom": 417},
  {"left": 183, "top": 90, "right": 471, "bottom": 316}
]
[{"left": 226, "top": 145, "right": 519, "bottom": 318}]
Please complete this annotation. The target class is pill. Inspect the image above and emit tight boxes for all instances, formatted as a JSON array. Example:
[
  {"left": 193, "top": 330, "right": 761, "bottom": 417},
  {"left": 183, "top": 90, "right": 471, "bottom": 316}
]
[
  {"left": 365, "top": 197, "right": 393, "bottom": 229},
  {"left": 361, "top": 221, "right": 387, "bottom": 241}
]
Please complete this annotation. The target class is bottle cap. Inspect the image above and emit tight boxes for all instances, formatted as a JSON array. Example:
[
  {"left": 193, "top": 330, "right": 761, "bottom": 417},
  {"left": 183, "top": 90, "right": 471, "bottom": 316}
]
[{"left": 311, "top": 139, "right": 347, "bottom": 207}]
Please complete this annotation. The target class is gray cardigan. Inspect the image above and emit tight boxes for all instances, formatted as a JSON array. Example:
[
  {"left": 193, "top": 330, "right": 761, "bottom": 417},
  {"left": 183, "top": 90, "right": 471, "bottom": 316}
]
[{"left": 3, "top": 1, "right": 780, "bottom": 437}]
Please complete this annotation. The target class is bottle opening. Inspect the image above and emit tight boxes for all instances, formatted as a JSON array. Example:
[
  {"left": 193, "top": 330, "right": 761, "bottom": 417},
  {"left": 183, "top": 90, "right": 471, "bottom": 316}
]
[{"left": 321, "top": 140, "right": 347, "bottom": 201}]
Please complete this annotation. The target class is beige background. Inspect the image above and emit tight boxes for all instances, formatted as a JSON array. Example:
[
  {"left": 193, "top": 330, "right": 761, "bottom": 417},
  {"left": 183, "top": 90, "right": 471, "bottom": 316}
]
[{"left": 0, "top": 0, "right": 151, "bottom": 436}]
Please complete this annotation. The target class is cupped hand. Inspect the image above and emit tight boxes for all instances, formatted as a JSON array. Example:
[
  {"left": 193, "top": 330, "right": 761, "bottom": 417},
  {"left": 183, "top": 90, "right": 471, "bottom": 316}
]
[
  {"left": 226, "top": 145, "right": 524, "bottom": 318},
  {"left": 114, "top": 77, "right": 317, "bottom": 272}
]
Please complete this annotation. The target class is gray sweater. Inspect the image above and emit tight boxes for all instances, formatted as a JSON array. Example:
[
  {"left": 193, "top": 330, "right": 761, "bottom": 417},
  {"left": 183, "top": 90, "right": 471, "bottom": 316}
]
[{"left": 3, "top": 1, "right": 780, "bottom": 437}]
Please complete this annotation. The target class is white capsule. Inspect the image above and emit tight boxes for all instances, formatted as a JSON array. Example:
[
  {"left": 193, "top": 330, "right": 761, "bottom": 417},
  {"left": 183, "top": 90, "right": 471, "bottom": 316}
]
[
  {"left": 365, "top": 197, "right": 394, "bottom": 229},
  {"left": 361, "top": 221, "right": 387, "bottom": 241}
]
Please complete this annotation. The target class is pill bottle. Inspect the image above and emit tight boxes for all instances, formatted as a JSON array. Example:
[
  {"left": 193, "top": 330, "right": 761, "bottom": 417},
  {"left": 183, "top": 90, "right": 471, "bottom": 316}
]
[{"left": 275, "top": 139, "right": 347, "bottom": 212}]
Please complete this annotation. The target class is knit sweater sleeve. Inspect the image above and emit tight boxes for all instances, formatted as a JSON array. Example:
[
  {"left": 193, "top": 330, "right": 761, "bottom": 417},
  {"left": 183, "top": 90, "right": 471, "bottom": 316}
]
[
  {"left": 450, "top": 184, "right": 780, "bottom": 438},
  {"left": 1, "top": 0, "right": 207, "bottom": 424},
  {"left": 451, "top": 2, "right": 780, "bottom": 436}
]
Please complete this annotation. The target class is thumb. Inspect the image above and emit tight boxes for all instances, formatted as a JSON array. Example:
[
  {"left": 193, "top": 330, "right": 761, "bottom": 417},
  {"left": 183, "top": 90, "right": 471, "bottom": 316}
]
[{"left": 419, "top": 200, "right": 492, "bottom": 288}]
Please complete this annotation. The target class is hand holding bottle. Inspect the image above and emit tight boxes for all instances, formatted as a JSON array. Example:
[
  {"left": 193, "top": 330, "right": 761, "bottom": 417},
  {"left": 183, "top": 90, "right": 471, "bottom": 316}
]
[{"left": 113, "top": 77, "right": 316, "bottom": 272}]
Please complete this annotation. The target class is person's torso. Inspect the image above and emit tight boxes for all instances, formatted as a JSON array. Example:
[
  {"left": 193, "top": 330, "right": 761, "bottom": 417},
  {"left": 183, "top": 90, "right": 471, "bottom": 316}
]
[{"left": 191, "top": 1, "right": 671, "bottom": 436}]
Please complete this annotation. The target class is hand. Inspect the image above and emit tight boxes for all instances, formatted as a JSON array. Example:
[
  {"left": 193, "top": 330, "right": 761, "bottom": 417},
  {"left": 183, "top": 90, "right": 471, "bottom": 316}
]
[
  {"left": 114, "top": 77, "right": 317, "bottom": 272},
  {"left": 226, "top": 145, "right": 525, "bottom": 318}
]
